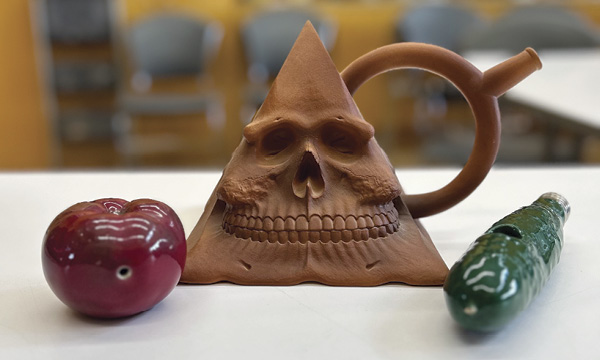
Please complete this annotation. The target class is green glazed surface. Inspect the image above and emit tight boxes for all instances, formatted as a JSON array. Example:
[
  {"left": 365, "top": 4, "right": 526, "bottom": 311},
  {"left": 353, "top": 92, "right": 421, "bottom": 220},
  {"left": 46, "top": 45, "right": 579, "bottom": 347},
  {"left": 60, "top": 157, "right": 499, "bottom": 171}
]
[{"left": 443, "top": 195, "right": 567, "bottom": 332}]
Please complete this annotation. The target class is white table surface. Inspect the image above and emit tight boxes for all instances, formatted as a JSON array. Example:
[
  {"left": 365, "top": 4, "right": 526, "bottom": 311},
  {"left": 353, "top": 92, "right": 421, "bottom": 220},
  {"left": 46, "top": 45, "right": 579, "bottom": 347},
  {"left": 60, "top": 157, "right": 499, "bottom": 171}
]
[
  {"left": 1, "top": 167, "right": 598, "bottom": 359},
  {"left": 467, "top": 49, "right": 600, "bottom": 133}
]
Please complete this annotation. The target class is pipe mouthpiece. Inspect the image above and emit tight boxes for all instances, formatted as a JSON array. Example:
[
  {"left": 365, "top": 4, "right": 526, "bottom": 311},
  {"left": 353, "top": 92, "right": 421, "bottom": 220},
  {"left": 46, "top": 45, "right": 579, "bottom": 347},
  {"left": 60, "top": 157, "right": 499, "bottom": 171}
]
[
  {"left": 481, "top": 48, "right": 542, "bottom": 97},
  {"left": 540, "top": 192, "right": 570, "bottom": 222}
]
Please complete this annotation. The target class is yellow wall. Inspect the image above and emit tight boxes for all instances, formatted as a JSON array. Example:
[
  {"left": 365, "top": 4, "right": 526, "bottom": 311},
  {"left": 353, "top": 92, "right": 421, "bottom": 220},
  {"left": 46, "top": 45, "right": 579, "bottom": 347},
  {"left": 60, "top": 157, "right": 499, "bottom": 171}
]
[{"left": 0, "top": 0, "right": 51, "bottom": 169}]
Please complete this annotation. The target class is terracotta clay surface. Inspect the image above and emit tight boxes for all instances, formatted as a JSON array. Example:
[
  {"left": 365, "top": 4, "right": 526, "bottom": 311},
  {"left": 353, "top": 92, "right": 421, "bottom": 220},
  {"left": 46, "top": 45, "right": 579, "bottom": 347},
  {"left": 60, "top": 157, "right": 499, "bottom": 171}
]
[{"left": 181, "top": 22, "right": 541, "bottom": 286}]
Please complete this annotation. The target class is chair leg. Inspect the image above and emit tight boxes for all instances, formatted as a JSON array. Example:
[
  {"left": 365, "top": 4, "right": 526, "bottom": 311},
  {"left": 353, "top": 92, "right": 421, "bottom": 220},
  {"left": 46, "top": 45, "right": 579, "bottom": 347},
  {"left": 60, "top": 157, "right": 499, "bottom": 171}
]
[
  {"left": 111, "top": 112, "right": 135, "bottom": 167},
  {"left": 206, "top": 95, "right": 226, "bottom": 131}
]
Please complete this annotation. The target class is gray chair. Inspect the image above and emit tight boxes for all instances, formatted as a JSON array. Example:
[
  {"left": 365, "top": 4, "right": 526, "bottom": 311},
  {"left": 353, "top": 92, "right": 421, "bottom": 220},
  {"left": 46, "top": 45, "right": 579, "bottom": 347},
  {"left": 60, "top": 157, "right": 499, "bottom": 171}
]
[
  {"left": 465, "top": 5, "right": 600, "bottom": 52},
  {"left": 59, "top": 110, "right": 115, "bottom": 143},
  {"left": 37, "top": 0, "right": 118, "bottom": 167},
  {"left": 45, "top": 0, "right": 111, "bottom": 44},
  {"left": 397, "top": 4, "right": 484, "bottom": 52},
  {"left": 391, "top": 5, "right": 485, "bottom": 152},
  {"left": 54, "top": 61, "right": 116, "bottom": 93},
  {"left": 116, "top": 13, "right": 224, "bottom": 165},
  {"left": 239, "top": 7, "right": 337, "bottom": 122},
  {"left": 128, "top": 14, "right": 222, "bottom": 77}
]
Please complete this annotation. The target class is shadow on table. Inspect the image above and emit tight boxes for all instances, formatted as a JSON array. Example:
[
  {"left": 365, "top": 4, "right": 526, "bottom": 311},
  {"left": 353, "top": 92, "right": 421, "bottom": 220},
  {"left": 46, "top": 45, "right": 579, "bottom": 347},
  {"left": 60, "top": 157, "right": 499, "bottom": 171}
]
[{"left": 0, "top": 284, "right": 198, "bottom": 348}]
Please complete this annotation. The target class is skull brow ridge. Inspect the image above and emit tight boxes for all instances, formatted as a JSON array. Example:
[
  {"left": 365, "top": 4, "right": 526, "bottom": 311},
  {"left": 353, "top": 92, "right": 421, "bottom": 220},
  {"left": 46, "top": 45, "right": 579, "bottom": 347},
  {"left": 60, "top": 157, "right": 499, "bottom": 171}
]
[{"left": 244, "top": 115, "right": 374, "bottom": 143}]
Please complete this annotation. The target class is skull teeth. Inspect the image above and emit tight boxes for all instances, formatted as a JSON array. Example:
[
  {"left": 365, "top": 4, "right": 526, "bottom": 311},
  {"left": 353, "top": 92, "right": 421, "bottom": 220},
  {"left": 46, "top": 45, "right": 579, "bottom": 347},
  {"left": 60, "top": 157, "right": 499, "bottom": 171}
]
[{"left": 222, "top": 205, "right": 399, "bottom": 243}]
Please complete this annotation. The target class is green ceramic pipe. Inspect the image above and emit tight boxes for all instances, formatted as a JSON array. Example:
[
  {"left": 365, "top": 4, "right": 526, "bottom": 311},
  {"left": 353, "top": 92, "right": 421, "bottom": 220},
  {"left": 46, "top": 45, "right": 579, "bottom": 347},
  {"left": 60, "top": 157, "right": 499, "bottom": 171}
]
[{"left": 444, "top": 193, "right": 569, "bottom": 332}]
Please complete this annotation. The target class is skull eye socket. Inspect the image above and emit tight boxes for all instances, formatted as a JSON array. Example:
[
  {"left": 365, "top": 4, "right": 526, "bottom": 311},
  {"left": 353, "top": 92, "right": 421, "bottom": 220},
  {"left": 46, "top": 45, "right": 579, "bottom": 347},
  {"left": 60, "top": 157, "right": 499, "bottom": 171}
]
[
  {"left": 260, "top": 127, "right": 295, "bottom": 156},
  {"left": 322, "top": 125, "right": 359, "bottom": 155}
]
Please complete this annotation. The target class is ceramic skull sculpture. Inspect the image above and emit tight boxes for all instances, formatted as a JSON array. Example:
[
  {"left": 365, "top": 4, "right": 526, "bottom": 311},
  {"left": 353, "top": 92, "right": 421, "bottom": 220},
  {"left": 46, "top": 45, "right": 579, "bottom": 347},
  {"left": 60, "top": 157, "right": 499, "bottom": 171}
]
[
  {"left": 181, "top": 22, "right": 541, "bottom": 286},
  {"left": 181, "top": 23, "right": 448, "bottom": 286}
]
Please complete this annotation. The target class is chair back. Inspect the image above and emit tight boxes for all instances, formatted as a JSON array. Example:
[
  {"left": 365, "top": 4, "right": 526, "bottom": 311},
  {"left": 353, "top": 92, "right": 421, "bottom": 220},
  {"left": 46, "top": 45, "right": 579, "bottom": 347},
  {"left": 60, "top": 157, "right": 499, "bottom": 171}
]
[
  {"left": 242, "top": 8, "right": 336, "bottom": 82},
  {"left": 46, "top": 0, "right": 111, "bottom": 44},
  {"left": 465, "top": 6, "right": 600, "bottom": 52},
  {"left": 397, "top": 4, "right": 484, "bottom": 52},
  {"left": 129, "top": 14, "right": 223, "bottom": 77}
]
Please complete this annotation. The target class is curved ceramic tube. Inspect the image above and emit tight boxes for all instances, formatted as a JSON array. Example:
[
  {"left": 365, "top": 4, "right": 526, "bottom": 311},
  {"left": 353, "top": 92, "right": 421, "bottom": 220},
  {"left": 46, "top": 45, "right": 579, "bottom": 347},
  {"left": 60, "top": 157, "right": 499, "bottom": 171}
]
[{"left": 341, "top": 43, "right": 541, "bottom": 218}]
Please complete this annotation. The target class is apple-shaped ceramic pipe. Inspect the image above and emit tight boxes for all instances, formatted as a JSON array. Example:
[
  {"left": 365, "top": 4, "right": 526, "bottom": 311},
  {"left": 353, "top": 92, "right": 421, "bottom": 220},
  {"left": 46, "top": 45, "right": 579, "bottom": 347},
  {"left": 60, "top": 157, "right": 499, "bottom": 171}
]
[{"left": 42, "top": 198, "right": 186, "bottom": 318}]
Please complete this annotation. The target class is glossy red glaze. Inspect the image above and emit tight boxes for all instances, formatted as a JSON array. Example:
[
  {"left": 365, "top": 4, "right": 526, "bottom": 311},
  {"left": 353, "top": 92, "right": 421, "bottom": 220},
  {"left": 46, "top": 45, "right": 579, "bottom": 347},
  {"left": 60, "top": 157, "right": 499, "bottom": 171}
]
[{"left": 42, "top": 198, "right": 186, "bottom": 318}]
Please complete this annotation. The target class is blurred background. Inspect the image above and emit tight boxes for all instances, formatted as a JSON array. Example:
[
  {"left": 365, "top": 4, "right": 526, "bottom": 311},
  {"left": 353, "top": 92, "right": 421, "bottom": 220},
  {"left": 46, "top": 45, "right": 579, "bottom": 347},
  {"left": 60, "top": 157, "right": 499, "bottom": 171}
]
[{"left": 2, "top": 0, "right": 600, "bottom": 170}]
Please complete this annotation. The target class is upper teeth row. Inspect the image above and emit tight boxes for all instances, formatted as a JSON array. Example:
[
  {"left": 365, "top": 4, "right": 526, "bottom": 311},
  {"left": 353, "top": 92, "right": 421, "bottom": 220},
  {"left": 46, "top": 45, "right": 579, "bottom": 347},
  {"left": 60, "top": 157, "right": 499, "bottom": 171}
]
[{"left": 221, "top": 207, "right": 399, "bottom": 243}]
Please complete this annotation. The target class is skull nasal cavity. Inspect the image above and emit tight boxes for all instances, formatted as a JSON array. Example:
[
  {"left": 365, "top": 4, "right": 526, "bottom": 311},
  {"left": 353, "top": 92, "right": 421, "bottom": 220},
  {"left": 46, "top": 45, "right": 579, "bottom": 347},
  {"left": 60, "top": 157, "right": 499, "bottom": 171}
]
[{"left": 293, "top": 151, "right": 325, "bottom": 199}]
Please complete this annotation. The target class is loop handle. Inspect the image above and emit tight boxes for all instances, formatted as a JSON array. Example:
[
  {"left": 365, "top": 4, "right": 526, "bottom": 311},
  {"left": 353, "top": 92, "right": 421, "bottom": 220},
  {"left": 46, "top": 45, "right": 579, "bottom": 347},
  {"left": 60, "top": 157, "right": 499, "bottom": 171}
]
[{"left": 341, "top": 43, "right": 541, "bottom": 218}]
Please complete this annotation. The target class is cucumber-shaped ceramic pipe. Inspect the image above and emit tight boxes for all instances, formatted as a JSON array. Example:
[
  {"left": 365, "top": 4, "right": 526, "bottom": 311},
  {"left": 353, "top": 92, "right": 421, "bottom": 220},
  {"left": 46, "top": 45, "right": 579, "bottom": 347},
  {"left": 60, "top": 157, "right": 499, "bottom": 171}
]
[{"left": 443, "top": 193, "right": 570, "bottom": 332}]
